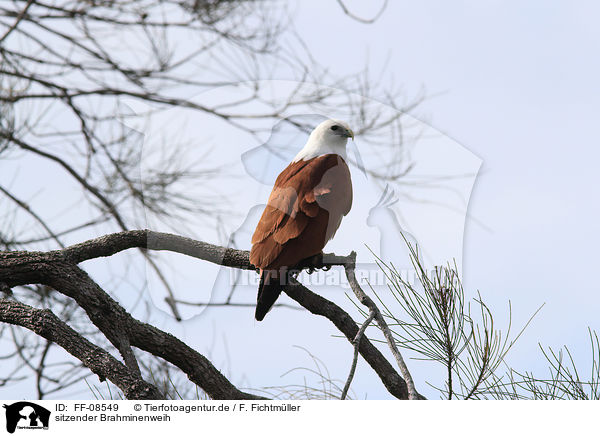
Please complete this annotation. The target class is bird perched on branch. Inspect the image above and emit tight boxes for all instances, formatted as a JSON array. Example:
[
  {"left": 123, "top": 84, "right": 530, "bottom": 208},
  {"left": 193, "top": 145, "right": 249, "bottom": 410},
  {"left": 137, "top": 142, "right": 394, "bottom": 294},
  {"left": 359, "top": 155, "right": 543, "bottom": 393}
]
[{"left": 250, "top": 119, "right": 354, "bottom": 320}]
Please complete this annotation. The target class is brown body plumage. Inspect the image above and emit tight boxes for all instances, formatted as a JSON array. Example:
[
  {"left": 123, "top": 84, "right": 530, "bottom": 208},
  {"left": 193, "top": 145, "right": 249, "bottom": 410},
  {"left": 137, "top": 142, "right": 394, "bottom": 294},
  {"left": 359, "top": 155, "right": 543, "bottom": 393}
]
[{"left": 250, "top": 153, "right": 353, "bottom": 320}]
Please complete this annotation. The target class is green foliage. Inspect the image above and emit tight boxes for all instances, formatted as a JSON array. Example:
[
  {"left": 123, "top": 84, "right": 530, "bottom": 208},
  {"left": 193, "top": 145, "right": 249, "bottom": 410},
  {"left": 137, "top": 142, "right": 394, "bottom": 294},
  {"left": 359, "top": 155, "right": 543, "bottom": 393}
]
[
  {"left": 367, "top": 238, "right": 600, "bottom": 399},
  {"left": 370, "top": 240, "right": 540, "bottom": 399},
  {"left": 486, "top": 328, "right": 600, "bottom": 400}
]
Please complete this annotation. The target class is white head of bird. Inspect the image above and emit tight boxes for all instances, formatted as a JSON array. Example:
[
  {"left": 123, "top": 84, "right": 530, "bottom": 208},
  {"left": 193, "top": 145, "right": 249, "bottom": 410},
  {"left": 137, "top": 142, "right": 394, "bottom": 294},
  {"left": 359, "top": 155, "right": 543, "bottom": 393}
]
[{"left": 293, "top": 119, "right": 354, "bottom": 162}]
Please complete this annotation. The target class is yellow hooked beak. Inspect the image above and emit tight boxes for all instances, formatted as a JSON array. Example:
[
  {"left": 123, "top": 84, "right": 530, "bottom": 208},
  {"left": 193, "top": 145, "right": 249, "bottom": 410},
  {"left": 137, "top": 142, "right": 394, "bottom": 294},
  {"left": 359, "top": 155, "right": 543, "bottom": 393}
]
[{"left": 346, "top": 128, "right": 354, "bottom": 140}]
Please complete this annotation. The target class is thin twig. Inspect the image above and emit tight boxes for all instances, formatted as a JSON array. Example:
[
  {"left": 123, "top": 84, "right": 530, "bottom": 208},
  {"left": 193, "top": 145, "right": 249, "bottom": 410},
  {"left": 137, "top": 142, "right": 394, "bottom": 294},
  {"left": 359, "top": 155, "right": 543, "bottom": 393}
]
[
  {"left": 168, "top": 298, "right": 303, "bottom": 311},
  {"left": 335, "top": 0, "right": 388, "bottom": 24},
  {"left": 0, "top": 0, "right": 35, "bottom": 44},
  {"left": 343, "top": 251, "right": 420, "bottom": 400},
  {"left": 341, "top": 310, "right": 375, "bottom": 400}
]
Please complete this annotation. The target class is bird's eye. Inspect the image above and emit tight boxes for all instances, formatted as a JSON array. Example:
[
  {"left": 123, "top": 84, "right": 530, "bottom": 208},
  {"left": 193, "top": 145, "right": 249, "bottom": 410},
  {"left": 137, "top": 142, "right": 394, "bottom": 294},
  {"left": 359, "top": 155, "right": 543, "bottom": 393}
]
[{"left": 330, "top": 125, "right": 339, "bottom": 131}]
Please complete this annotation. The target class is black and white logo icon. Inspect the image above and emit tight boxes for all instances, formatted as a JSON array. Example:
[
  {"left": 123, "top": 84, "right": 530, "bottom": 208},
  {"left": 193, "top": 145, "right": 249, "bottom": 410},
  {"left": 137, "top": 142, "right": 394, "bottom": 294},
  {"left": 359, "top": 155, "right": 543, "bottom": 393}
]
[{"left": 3, "top": 402, "right": 50, "bottom": 433}]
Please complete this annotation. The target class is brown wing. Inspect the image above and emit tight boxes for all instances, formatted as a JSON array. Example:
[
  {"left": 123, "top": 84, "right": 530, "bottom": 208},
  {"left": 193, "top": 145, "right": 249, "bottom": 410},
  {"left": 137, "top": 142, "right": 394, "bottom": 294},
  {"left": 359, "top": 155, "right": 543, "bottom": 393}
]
[{"left": 250, "top": 154, "right": 352, "bottom": 270}]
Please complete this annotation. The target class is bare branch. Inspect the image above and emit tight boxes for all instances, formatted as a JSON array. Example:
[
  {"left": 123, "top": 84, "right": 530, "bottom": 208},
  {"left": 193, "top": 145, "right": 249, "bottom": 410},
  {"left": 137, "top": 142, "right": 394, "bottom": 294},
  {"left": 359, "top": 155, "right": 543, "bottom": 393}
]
[
  {"left": 343, "top": 251, "right": 420, "bottom": 400},
  {"left": 341, "top": 310, "right": 376, "bottom": 400},
  {"left": 0, "top": 0, "right": 34, "bottom": 44},
  {"left": 335, "top": 0, "right": 388, "bottom": 24},
  {"left": 0, "top": 299, "right": 163, "bottom": 399},
  {"left": 0, "top": 235, "right": 266, "bottom": 400},
  {"left": 0, "top": 229, "right": 422, "bottom": 399}
]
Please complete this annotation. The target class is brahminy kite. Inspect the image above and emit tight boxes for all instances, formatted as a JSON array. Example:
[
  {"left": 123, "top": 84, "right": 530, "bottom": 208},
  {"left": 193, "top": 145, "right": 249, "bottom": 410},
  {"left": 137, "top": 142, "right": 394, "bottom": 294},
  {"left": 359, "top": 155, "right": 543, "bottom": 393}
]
[{"left": 250, "top": 119, "right": 354, "bottom": 320}]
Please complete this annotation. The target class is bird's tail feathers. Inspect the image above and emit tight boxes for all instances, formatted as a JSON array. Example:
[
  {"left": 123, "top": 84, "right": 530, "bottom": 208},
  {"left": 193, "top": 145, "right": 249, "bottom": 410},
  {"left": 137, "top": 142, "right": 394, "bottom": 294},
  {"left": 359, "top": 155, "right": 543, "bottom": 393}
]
[{"left": 255, "top": 269, "right": 286, "bottom": 321}]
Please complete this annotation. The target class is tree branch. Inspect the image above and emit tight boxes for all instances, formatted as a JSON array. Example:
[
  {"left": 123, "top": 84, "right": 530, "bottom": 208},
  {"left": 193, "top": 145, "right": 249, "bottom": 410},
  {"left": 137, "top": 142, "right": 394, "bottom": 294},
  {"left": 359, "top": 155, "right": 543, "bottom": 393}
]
[
  {"left": 0, "top": 299, "right": 164, "bottom": 399},
  {"left": 284, "top": 279, "right": 411, "bottom": 399},
  {"left": 0, "top": 229, "right": 424, "bottom": 400},
  {"left": 0, "top": 236, "right": 265, "bottom": 400},
  {"left": 341, "top": 310, "right": 376, "bottom": 400},
  {"left": 343, "top": 251, "right": 421, "bottom": 400},
  {"left": 63, "top": 230, "right": 419, "bottom": 398}
]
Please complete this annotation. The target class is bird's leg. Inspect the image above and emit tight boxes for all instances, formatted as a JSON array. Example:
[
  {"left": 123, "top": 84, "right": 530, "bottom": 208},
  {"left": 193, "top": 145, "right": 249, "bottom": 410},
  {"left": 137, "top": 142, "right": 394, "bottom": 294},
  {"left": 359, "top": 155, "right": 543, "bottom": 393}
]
[
  {"left": 287, "top": 268, "right": 300, "bottom": 280},
  {"left": 296, "top": 252, "right": 325, "bottom": 274}
]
